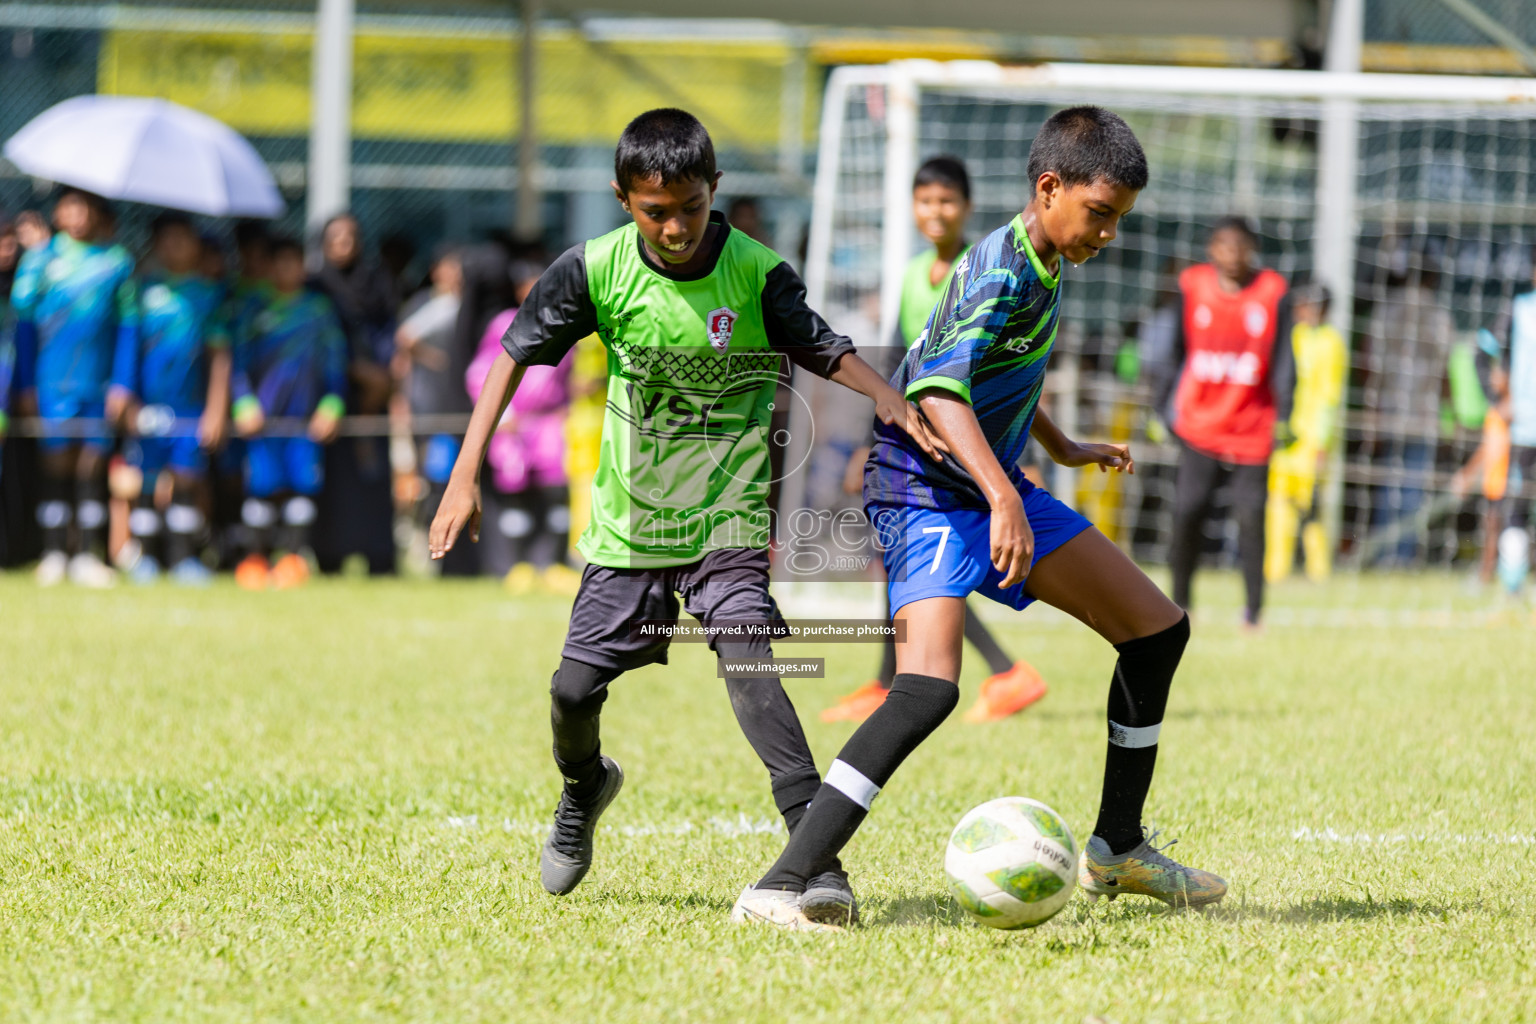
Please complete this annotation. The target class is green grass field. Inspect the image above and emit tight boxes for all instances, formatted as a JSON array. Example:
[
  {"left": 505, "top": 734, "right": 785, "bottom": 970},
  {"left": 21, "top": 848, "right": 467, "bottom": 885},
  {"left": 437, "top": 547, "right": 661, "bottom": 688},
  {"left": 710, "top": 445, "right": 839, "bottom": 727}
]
[{"left": 1, "top": 570, "right": 1532, "bottom": 1022}]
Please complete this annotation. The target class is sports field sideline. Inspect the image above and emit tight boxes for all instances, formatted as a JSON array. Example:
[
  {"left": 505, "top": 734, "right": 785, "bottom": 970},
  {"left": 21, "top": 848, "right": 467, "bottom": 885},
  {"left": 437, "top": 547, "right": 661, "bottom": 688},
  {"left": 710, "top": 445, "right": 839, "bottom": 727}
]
[{"left": 0, "top": 570, "right": 1530, "bottom": 1022}]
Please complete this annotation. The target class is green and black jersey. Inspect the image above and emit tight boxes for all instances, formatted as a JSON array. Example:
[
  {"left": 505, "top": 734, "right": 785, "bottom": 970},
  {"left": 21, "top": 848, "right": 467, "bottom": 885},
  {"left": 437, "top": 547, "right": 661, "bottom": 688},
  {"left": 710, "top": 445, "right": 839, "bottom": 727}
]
[{"left": 504, "top": 212, "right": 855, "bottom": 568}]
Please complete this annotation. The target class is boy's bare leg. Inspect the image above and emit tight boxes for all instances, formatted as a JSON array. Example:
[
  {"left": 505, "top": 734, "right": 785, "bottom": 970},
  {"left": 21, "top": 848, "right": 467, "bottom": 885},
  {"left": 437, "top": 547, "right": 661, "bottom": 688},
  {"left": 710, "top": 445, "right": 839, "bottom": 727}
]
[{"left": 1024, "top": 528, "right": 1225, "bottom": 906}]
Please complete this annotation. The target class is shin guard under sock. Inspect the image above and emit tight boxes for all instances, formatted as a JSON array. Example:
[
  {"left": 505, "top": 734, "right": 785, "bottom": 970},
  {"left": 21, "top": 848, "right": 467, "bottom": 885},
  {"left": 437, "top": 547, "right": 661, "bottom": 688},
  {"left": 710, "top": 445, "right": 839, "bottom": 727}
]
[
  {"left": 242, "top": 498, "right": 276, "bottom": 558},
  {"left": 164, "top": 492, "right": 205, "bottom": 568},
  {"left": 549, "top": 658, "right": 617, "bottom": 801},
  {"left": 278, "top": 495, "right": 317, "bottom": 556},
  {"left": 129, "top": 493, "right": 162, "bottom": 564},
  {"left": 75, "top": 476, "right": 108, "bottom": 557},
  {"left": 1093, "top": 614, "right": 1189, "bottom": 855},
  {"left": 757, "top": 673, "right": 958, "bottom": 891},
  {"left": 38, "top": 473, "right": 72, "bottom": 554}
]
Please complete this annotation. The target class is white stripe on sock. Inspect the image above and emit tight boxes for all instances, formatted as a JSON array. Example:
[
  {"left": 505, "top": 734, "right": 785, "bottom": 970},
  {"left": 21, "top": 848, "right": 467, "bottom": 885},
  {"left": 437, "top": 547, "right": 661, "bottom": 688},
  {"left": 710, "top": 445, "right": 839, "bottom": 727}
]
[
  {"left": 1108, "top": 720, "right": 1161, "bottom": 749},
  {"left": 826, "top": 759, "right": 880, "bottom": 810},
  {"left": 129, "top": 508, "right": 161, "bottom": 536}
]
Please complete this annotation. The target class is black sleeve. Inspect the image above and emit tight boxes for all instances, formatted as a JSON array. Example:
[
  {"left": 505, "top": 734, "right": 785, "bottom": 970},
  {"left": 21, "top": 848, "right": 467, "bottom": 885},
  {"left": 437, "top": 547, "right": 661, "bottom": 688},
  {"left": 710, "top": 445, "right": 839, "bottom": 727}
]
[
  {"left": 761, "top": 261, "right": 856, "bottom": 380},
  {"left": 1268, "top": 295, "right": 1296, "bottom": 423},
  {"left": 502, "top": 242, "right": 599, "bottom": 366},
  {"left": 1152, "top": 294, "right": 1188, "bottom": 420}
]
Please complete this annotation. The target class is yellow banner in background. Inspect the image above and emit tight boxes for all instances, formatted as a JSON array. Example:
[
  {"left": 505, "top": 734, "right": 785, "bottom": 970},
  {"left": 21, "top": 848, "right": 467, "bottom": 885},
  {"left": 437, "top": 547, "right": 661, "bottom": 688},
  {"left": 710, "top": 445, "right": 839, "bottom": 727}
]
[{"left": 98, "top": 27, "right": 805, "bottom": 146}]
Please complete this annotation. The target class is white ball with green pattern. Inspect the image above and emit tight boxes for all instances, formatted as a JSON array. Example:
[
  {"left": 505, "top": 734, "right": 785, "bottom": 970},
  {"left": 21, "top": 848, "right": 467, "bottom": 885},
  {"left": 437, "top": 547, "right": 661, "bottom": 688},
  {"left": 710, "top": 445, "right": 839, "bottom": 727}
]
[{"left": 944, "top": 797, "right": 1079, "bottom": 929}]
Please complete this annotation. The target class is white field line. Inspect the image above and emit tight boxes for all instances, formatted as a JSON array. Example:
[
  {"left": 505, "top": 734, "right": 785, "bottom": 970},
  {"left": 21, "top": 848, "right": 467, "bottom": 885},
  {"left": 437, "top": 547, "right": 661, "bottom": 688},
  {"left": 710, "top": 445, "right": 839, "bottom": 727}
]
[
  {"left": 446, "top": 813, "right": 784, "bottom": 838},
  {"left": 445, "top": 816, "right": 1532, "bottom": 846},
  {"left": 1291, "top": 826, "right": 1536, "bottom": 845}
]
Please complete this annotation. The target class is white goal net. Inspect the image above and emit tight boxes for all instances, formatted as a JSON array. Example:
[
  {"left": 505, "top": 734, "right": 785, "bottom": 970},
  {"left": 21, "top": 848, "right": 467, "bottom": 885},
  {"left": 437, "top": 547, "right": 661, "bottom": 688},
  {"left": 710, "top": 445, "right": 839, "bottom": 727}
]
[{"left": 790, "top": 60, "right": 1536, "bottom": 588}]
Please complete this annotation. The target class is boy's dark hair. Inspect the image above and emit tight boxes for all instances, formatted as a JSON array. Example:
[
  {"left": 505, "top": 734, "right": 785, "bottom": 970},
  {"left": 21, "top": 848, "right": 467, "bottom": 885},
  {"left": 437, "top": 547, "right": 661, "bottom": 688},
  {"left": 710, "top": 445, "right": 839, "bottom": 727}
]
[
  {"left": 233, "top": 219, "right": 269, "bottom": 250},
  {"left": 913, "top": 155, "right": 972, "bottom": 201},
  {"left": 56, "top": 186, "right": 113, "bottom": 218},
  {"left": 1025, "top": 106, "right": 1148, "bottom": 197},
  {"left": 1209, "top": 215, "right": 1258, "bottom": 245},
  {"left": 614, "top": 108, "right": 716, "bottom": 194},
  {"left": 267, "top": 235, "right": 304, "bottom": 261},
  {"left": 1292, "top": 280, "right": 1331, "bottom": 315},
  {"left": 150, "top": 211, "right": 195, "bottom": 238}
]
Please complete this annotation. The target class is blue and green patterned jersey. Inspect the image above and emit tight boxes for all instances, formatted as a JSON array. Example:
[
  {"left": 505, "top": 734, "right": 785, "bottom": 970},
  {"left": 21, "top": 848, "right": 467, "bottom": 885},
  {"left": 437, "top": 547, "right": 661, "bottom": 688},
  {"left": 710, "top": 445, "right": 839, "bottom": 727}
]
[
  {"left": 10, "top": 234, "right": 138, "bottom": 402},
  {"left": 231, "top": 289, "right": 347, "bottom": 418},
  {"left": 132, "top": 274, "right": 230, "bottom": 413},
  {"left": 865, "top": 214, "right": 1060, "bottom": 511}
]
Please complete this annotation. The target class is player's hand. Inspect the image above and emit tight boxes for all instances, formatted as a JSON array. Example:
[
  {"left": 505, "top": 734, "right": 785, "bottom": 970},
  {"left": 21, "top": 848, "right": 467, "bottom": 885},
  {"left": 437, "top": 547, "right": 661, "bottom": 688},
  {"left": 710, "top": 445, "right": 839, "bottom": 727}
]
[
  {"left": 429, "top": 477, "right": 482, "bottom": 558},
  {"left": 234, "top": 403, "right": 265, "bottom": 438},
  {"left": 1274, "top": 421, "right": 1298, "bottom": 450},
  {"left": 104, "top": 386, "right": 137, "bottom": 431},
  {"left": 990, "top": 492, "right": 1034, "bottom": 588},
  {"left": 1056, "top": 441, "right": 1135, "bottom": 474},
  {"left": 308, "top": 407, "right": 341, "bottom": 444},
  {"left": 198, "top": 408, "right": 227, "bottom": 451},
  {"left": 875, "top": 393, "right": 948, "bottom": 462}
]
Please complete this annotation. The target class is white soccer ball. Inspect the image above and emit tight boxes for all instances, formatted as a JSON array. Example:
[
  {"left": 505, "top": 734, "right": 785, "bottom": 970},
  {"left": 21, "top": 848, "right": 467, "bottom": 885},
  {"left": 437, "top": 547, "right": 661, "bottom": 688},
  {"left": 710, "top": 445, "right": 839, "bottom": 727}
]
[{"left": 944, "top": 796, "right": 1079, "bottom": 929}]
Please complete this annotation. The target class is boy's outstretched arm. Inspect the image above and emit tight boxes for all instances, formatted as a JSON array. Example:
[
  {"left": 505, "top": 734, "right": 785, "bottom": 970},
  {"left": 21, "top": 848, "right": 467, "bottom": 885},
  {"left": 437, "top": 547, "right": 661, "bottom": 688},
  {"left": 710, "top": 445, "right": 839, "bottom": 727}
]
[
  {"left": 1030, "top": 406, "right": 1134, "bottom": 474},
  {"left": 916, "top": 389, "right": 1033, "bottom": 587},
  {"left": 429, "top": 350, "right": 527, "bottom": 557}
]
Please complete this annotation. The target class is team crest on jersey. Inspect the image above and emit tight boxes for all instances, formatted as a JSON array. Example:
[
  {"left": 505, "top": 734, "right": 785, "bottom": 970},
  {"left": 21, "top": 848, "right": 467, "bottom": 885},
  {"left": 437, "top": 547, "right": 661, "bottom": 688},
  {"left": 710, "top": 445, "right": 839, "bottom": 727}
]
[
  {"left": 1243, "top": 302, "right": 1270, "bottom": 338},
  {"left": 706, "top": 306, "right": 738, "bottom": 353}
]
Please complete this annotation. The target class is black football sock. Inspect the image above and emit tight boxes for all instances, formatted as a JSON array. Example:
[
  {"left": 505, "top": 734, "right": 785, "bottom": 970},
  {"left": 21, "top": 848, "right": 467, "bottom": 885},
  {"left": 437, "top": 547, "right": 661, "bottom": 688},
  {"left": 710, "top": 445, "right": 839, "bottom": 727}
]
[
  {"left": 549, "top": 657, "right": 618, "bottom": 801},
  {"left": 242, "top": 497, "right": 277, "bottom": 558},
  {"left": 716, "top": 642, "right": 824, "bottom": 838},
  {"left": 38, "top": 472, "right": 72, "bottom": 555},
  {"left": 164, "top": 483, "right": 205, "bottom": 567},
  {"left": 963, "top": 606, "right": 1014, "bottom": 675},
  {"left": 75, "top": 475, "right": 108, "bottom": 558},
  {"left": 1092, "top": 614, "right": 1189, "bottom": 856},
  {"left": 278, "top": 494, "right": 317, "bottom": 557},
  {"left": 757, "top": 673, "right": 958, "bottom": 892},
  {"left": 129, "top": 492, "right": 162, "bottom": 564}
]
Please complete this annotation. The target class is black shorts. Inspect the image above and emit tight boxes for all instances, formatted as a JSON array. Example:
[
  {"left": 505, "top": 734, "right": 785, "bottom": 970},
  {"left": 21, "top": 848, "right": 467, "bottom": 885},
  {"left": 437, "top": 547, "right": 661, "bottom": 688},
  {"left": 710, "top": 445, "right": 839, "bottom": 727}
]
[{"left": 562, "top": 547, "right": 787, "bottom": 672}]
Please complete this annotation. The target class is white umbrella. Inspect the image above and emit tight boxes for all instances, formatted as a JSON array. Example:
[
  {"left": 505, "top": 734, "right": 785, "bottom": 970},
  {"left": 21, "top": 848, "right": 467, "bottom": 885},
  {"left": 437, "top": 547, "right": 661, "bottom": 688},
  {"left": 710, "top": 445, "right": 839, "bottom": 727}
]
[{"left": 2, "top": 95, "right": 285, "bottom": 218}]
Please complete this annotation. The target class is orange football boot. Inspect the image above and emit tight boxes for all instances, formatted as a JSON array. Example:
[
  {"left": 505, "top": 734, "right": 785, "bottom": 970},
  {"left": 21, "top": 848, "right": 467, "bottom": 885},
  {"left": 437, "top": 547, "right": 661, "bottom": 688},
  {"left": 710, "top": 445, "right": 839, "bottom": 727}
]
[
  {"left": 271, "top": 553, "right": 310, "bottom": 589},
  {"left": 820, "top": 680, "right": 890, "bottom": 723},
  {"left": 963, "top": 660, "right": 1048, "bottom": 722},
  {"left": 234, "top": 554, "right": 270, "bottom": 591}
]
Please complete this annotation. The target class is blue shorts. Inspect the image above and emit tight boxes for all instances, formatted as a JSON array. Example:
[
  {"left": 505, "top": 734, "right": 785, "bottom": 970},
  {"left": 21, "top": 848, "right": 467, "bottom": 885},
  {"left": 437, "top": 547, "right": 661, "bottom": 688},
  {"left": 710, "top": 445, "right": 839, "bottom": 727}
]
[
  {"left": 246, "top": 437, "right": 323, "bottom": 497},
  {"left": 871, "top": 482, "right": 1092, "bottom": 615},
  {"left": 36, "top": 394, "right": 109, "bottom": 454},
  {"left": 128, "top": 435, "right": 206, "bottom": 483}
]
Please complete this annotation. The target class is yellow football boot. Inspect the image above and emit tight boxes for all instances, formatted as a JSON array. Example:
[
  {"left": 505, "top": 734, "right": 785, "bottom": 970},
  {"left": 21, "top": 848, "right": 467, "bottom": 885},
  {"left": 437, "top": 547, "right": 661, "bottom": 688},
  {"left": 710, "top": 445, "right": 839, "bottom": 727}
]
[{"left": 1079, "top": 830, "right": 1227, "bottom": 908}]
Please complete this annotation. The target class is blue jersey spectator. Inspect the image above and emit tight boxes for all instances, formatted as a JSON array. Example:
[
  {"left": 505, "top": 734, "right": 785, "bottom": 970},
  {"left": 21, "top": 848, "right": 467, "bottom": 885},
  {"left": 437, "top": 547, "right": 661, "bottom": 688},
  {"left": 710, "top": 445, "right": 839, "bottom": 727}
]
[
  {"left": 9, "top": 190, "right": 135, "bottom": 586},
  {"left": 230, "top": 235, "right": 346, "bottom": 590},
  {"left": 120, "top": 213, "right": 233, "bottom": 585}
]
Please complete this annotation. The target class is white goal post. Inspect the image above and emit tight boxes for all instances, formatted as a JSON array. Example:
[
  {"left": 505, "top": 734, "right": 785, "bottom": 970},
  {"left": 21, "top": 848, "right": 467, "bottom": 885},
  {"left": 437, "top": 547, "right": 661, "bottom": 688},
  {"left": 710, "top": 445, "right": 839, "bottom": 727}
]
[{"left": 790, "top": 60, "right": 1536, "bottom": 573}]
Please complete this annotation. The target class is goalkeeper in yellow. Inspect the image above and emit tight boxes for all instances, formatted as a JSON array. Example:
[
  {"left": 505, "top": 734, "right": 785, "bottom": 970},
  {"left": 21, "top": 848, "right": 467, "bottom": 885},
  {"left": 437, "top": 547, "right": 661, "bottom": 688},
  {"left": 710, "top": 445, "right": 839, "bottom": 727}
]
[{"left": 1266, "top": 282, "right": 1346, "bottom": 582}]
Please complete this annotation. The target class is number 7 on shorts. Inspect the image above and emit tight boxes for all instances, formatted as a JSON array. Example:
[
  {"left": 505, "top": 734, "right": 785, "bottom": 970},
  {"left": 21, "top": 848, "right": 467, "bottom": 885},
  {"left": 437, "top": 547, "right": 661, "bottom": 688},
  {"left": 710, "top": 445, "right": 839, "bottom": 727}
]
[{"left": 922, "top": 525, "right": 951, "bottom": 574}]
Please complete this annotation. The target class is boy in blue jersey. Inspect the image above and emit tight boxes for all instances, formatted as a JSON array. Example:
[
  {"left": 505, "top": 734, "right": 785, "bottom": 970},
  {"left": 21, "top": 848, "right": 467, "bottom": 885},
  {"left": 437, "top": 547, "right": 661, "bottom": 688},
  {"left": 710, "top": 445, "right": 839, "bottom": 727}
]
[
  {"left": 825, "top": 155, "right": 1049, "bottom": 726},
  {"left": 231, "top": 236, "right": 346, "bottom": 589},
  {"left": 10, "top": 189, "right": 137, "bottom": 587},
  {"left": 119, "top": 213, "right": 233, "bottom": 584},
  {"left": 736, "top": 107, "right": 1226, "bottom": 931}
]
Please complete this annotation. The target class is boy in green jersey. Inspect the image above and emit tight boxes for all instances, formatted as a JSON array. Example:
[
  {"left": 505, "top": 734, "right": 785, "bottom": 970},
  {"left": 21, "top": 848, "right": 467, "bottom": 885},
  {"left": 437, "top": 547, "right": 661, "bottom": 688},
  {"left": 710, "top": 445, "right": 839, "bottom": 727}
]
[
  {"left": 825, "top": 155, "right": 1048, "bottom": 726},
  {"left": 430, "top": 109, "right": 943, "bottom": 914}
]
